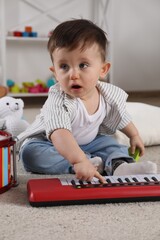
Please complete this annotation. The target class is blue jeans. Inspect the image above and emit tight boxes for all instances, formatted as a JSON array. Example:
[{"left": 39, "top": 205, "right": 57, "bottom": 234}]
[{"left": 19, "top": 135, "right": 134, "bottom": 175}]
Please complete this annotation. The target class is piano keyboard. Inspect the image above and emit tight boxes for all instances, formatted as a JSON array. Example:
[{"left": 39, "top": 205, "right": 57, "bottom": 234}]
[
  {"left": 27, "top": 174, "right": 160, "bottom": 207},
  {"left": 60, "top": 174, "right": 160, "bottom": 187}
]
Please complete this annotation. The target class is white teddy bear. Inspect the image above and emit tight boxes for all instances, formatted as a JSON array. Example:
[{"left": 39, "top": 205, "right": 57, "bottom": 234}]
[{"left": 0, "top": 96, "right": 30, "bottom": 136}]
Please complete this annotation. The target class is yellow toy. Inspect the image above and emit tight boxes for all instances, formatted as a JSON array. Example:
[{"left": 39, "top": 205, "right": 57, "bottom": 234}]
[{"left": 128, "top": 147, "right": 140, "bottom": 162}]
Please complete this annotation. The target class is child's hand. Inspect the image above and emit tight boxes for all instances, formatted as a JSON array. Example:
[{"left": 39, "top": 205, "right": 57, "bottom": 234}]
[
  {"left": 130, "top": 135, "right": 145, "bottom": 157},
  {"left": 73, "top": 160, "right": 106, "bottom": 183},
  {"left": 121, "top": 122, "right": 145, "bottom": 157}
]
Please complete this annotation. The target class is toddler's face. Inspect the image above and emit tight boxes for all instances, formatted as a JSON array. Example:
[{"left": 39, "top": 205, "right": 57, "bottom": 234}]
[{"left": 50, "top": 43, "right": 110, "bottom": 100}]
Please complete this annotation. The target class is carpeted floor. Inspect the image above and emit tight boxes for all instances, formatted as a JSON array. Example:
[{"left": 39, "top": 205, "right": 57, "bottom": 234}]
[{"left": 1, "top": 145, "right": 160, "bottom": 240}]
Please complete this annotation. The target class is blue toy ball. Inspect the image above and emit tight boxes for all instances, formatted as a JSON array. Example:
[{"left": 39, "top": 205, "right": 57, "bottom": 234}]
[
  {"left": 46, "top": 78, "right": 56, "bottom": 88},
  {"left": 7, "top": 79, "right": 15, "bottom": 87}
]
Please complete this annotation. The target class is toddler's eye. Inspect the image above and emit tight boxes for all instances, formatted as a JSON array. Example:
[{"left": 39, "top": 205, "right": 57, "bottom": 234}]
[
  {"left": 60, "top": 64, "right": 69, "bottom": 71},
  {"left": 79, "top": 63, "right": 88, "bottom": 69}
]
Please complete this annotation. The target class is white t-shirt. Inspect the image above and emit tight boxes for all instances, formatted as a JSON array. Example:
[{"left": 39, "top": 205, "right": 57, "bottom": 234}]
[{"left": 71, "top": 94, "right": 106, "bottom": 145}]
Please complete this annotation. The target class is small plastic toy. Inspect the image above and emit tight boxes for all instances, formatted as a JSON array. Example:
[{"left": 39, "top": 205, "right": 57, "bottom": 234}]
[
  {"left": 7, "top": 79, "right": 14, "bottom": 87},
  {"left": 13, "top": 31, "right": 22, "bottom": 37},
  {"left": 7, "top": 78, "right": 53, "bottom": 94},
  {"left": 25, "top": 26, "right": 32, "bottom": 32},
  {"left": 46, "top": 77, "right": 56, "bottom": 88},
  {"left": 128, "top": 147, "right": 140, "bottom": 161},
  {"left": 10, "top": 26, "right": 38, "bottom": 38}
]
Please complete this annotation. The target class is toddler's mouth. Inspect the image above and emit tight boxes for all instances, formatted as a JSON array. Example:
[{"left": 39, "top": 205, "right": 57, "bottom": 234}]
[{"left": 71, "top": 84, "right": 82, "bottom": 89}]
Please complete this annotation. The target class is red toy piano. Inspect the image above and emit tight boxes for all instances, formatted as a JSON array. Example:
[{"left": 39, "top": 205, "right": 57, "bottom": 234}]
[{"left": 27, "top": 174, "right": 160, "bottom": 207}]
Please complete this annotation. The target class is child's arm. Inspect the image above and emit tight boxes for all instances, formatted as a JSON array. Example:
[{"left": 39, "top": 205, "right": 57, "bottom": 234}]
[
  {"left": 120, "top": 121, "right": 145, "bottom": 157},
  {"left": 50, "top": 129, "right": 106, "bottom": 183}
]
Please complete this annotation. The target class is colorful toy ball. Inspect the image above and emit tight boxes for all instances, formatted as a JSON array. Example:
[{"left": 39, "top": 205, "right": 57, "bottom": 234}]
[{"left": 7, "top": 79, "right": 15, "bottom": 87}]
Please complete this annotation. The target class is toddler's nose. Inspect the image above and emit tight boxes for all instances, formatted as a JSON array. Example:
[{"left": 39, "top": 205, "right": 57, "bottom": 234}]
[{"left": 70, "top": 68, "right": 79, "bottom": 80}]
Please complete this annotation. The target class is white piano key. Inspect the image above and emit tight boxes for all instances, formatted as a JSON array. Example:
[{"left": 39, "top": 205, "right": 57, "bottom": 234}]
[
  {"left": 106, "top": 176, "right": 119, "bottom": 183},
  {"left": 90, "top": 180, "right": 96, "bottom": 184},
  {"left": 114, "top": 176, "right": 128, "bottom": 183},
  {"left": 74, "top": 179, "right": 82, "bottom": 185},
  {"left": 135, "top": 175, "right": 148, "bottom": 183},
  {"left": 92, "top": 177, "right": 100, "bottom": 184},
  {"left": 59, "top": 178, "right": 69, "bottom": 186},
  {"left": 114, "top": 175, "right": 143, "bottom": 184},
  {"left": 66, "top": 178, "right": 75, "bottom": 185},
  {"left": 143, "top": 175, "right": 156, "bottom": 182},
  {"left": 82, "top": 180, "right": 89, "bottom": 185},
  {"left": 129, "top": 175, "right": 142, "bottom": 183},
  {"left": 133, "top": 174, "right": 160, "bottom": 184},
  {"left": 123, "top": 175, "right": 137, "bottom": 183},
  {"left": 92, "top": 177, "right": 98, "bottom": 181}
]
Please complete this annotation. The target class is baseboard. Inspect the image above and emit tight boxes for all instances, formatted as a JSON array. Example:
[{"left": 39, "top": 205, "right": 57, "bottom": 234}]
[{"left": 127, "top": 91, "right": 160, "bottom": 98}]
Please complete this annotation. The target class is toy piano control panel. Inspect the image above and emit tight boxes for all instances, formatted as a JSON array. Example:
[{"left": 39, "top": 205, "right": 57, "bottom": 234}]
[{"left": 27, "top": 174, "right": 160, "bottom": 207}]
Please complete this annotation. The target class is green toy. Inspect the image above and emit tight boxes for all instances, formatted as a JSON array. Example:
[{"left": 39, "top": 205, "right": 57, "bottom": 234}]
[
  {"left": 10, "top": 84, "right": 21, "bottom": 93},
  {"left": 128, "top": 147, "right": 140, "bottom": 161}
]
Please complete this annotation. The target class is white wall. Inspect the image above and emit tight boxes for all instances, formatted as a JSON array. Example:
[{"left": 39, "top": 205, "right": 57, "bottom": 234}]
[
  {"left": 1, "top": 0, "right": 95, "bottom": 86},
  {"left": 1, "top": 0, "right": 160, "bottom": 91},
  {"left": 109, "top": 0, "right": 160, "bottom": 91},
  {"left": 18, "top": 0, "right": 94, "bottom": 36}
]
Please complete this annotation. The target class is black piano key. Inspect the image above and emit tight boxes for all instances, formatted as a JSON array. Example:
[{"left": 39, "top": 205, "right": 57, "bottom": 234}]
[
  {"left": 144, "top": 177, "right": 150, "bottom": 182},
  {"left": 152, "top": 176, "right": 158, "bottom": 181},
  {"left": 124, "top": 177, "right": 134, "bottom": 185},
  {"left": 132, "top": 177, "right": 138, "bottom": 182},
  {"left": 71, "top": 179, "right": 76, "bottom": 185},
  {"left": 125, "top": 178, "right": 131, "bottom": 183},
  {"left": 79, "top": 180, "right": 84, "bottom": 185},
  {"left": 131, "top": 177, "right": 142, "bottom": 185},
  {"left": 117, "top": 178, "right": 123, "bottom": 183},
  {"left": 106, "top": 178, "right": 112, "bottom": 184},
  {"left": 151, "top": 176, "right": 160, "bottom": 184}
]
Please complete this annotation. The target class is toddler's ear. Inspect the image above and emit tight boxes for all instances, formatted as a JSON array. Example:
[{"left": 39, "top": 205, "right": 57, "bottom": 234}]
[
  {"left": 49, "top": 66, "right": 57, "bottom": 80},
  {"left": 49, "top": 66, "right": 55, "bottom": 73},
  {"left": 100, "top": 62, "right": 111, "bottom": 78}
]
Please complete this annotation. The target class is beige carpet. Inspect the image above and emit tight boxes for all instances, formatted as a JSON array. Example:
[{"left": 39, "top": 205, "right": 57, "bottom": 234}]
[{"left": 1, "top": 146, "right": 160, "bottom": 240}]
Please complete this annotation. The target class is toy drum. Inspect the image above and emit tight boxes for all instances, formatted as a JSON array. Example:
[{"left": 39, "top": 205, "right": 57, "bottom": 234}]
[{"left": 0, "top": 130, "right": 18, "bottom": 194}]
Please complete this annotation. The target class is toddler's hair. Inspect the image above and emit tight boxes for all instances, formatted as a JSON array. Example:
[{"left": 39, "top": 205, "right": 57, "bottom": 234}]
[{"left": 48, "top": 19, "right": 109, "bottom": 62}]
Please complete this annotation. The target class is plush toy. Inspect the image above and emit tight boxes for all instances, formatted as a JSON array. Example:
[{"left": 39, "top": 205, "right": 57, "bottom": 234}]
[{"left": 0, "top": 96, "right": 30, "bottom": 136}]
